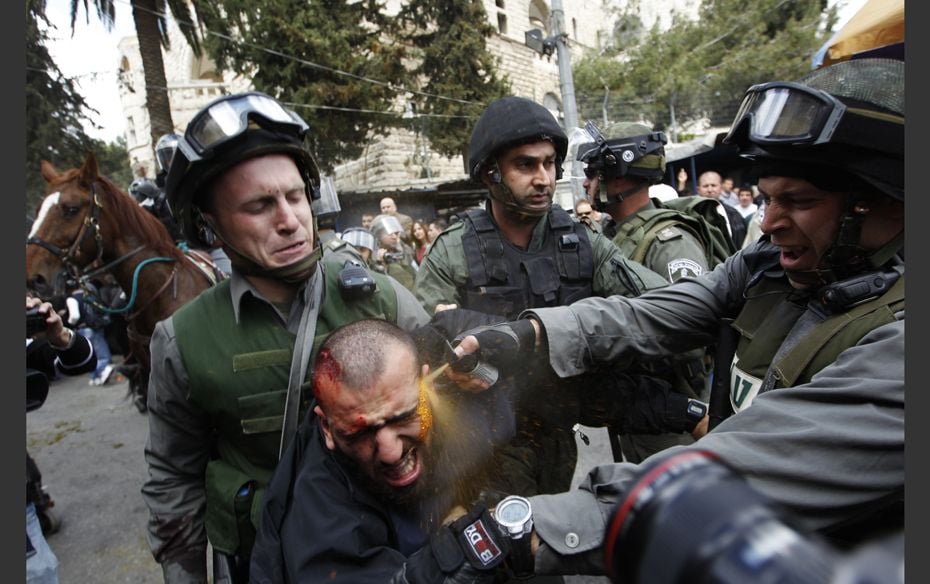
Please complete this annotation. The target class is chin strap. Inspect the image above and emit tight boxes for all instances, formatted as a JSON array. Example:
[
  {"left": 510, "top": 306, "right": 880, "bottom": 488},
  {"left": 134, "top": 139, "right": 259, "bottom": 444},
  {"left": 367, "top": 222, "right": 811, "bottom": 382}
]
[
  {"left": 487, "top": 182, "right": 550, "bottom": 220},
  {"left": 225, "top": 243, "right": 323, "bottom": 284},
  {"left": 592, "top": 176, "right": 646, "bottom": 212},
  {"left": 785, "top": 230, "right": 904, "bottom": 289}
]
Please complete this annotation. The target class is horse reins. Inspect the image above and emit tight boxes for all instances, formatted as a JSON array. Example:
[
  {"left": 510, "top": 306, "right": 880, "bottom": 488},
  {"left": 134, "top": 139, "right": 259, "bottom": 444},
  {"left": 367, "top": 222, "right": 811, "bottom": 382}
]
[{"left": 27, "top": 181, "right": 182, "bottom": 316}]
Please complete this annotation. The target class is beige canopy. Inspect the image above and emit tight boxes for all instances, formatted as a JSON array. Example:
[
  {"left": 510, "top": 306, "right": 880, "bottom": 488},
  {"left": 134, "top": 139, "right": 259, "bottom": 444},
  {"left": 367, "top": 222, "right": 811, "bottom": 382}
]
[{"left": 818, "top": 0, "right": 904, "bottom": 66}]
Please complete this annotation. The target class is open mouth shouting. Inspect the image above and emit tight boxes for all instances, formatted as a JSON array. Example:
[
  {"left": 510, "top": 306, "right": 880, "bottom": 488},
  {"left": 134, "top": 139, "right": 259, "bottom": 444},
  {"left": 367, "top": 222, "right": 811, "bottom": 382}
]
[{"left": 381, "top": 446, "right": 422, "bottom": 488}]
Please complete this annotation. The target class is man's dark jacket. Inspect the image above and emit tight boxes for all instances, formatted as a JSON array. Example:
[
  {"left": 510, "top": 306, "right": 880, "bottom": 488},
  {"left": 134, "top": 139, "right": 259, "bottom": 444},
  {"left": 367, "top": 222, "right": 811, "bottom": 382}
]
[{"left": 250, "top": 386, "right": 514, "bottom": 583}]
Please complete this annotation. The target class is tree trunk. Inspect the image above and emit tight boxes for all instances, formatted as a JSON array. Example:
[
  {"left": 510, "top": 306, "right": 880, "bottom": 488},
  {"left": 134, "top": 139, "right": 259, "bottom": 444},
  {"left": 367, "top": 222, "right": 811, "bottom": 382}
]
[{"left": 131, "top": 0, "right": 174, "bottom": 163}]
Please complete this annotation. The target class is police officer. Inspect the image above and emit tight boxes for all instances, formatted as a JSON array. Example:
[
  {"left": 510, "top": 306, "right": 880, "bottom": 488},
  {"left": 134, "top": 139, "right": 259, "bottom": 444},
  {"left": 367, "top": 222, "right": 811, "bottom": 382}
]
[
  {"left": 340, "top": 227, "right": 377, "bottom": 266},
  {"left": 142, "top": 91, "right": 429, "bottom": 583},
  {"left": 453, "top": 58, "right": 905, "bottom": 575},
  {"left": 370, "top": 213, "right": 418, "bottom": 291},
  {"left": 578, "top": 122, "right": 723, "bottom": 462},
  {"left": 415, "top": 96, "right": 668, "bottom": 501}
]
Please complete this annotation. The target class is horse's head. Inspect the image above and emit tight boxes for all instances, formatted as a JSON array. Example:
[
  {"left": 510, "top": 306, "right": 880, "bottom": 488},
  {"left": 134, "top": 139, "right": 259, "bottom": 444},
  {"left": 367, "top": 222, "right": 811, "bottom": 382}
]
[{"left": 26, "top": 152, "right": 104, "bottom": 300}]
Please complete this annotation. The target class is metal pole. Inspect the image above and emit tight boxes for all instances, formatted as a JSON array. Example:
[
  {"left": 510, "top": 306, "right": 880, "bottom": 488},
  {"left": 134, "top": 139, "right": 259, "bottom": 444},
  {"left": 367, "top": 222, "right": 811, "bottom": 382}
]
[{"left": 550, "top": 0, "right": 584, "bottom": 202}]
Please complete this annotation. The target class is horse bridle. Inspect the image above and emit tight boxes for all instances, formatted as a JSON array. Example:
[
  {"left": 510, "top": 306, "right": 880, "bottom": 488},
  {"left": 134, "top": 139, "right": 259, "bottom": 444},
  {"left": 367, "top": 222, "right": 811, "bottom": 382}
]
[
  {"left": 27, "top": 182, "right": 107, "bottom": 285},
  {"left": 27, "top": 181, "right": 159, "bottom": 311}
]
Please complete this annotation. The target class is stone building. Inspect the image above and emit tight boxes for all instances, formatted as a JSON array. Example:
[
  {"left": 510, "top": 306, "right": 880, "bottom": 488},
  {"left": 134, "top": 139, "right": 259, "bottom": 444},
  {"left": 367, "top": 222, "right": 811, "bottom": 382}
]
[{"left": 117, "top": 1, "right": 699, "bottom": 212}]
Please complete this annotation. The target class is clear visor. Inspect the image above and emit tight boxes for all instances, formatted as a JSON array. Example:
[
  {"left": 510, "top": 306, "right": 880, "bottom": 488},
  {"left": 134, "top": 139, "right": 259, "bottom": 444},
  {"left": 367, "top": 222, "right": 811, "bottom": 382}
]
[
  {"left": 155, "top": 138, "right": 179, "bottom": 172},
  {"left": 312, "top": 176, "right": 341, "bottom": 215},
  {"left": 728, "top": 82, "right": 845, "bottom": 146},
  {"left": 372, "top": 215, "right": 404, "bottom": 235},
  {"left": 186, "top": 93, "right": 307, "bottom": 154},
  {"left": 342, "top": 228, "right": 376, "bottom": 251}
]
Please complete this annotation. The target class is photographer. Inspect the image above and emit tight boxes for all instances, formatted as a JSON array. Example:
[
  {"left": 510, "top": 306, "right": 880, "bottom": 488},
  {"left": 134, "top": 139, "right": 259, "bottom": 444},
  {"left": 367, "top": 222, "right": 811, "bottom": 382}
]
[{"left": 27, "top": 295, "right": 95, "bottom": 584}]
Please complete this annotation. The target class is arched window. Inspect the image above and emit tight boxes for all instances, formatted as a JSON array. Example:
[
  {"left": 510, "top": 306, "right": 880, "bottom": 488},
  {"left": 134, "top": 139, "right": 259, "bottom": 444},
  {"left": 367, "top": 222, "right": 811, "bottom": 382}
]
[
  {"left": 542, "top": 93, "right": 563, "bottom": 125},
  {"left": 528, "top": 0, "right": 549, "bottom": 35},
  {"left": 190, "top": 55, "right": 222, "bottom": 83}
]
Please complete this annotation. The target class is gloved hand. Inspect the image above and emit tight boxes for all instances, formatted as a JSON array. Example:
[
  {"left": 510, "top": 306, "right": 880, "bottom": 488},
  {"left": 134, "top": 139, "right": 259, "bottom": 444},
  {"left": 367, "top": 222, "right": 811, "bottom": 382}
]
[
  {"left": 455, "top": 320, "right": 537, "bottom": 372},
  {"left": 391, "top": 504, "right": 509, "bottom": 584}
]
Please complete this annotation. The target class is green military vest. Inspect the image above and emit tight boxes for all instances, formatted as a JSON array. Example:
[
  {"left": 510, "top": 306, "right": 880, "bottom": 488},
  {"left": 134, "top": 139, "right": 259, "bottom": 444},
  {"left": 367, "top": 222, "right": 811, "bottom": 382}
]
[
  {"left": 612, "top": 197, "right": 735, "bottom": 270},
  {"left": 172, "top": 256, "right": 398, "bottom": 555},
  {"left": 728, "top": 271, "right": 904, "bottom": 412}
]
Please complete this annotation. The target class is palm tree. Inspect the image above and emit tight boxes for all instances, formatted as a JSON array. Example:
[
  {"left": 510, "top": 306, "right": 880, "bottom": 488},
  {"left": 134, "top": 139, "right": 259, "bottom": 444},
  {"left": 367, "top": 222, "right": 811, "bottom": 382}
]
[{"left": 70, "top": 0, "right": 203, "bottom": 157}]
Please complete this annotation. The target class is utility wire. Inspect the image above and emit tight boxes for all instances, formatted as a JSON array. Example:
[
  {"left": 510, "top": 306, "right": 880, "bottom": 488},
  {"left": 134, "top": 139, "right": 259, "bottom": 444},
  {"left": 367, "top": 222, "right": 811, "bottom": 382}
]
[{"left": 112, "top": 0, "right": 486, "bottom": 108}]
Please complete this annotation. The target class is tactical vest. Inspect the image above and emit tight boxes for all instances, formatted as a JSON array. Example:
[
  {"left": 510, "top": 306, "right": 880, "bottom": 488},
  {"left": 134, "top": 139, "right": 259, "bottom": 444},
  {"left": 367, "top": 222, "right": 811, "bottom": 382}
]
[
  {"left": 172, "top": 256, "right": 398, "bottom": 555},
  {"left": 459, "top": 207, "right": 594, "bottom": 319},
  {"left": 728, "top": 269, "right": 905, "bottom": 413},
  {"left": 612, "top": 197, "right": 735, "bottom": 270}
]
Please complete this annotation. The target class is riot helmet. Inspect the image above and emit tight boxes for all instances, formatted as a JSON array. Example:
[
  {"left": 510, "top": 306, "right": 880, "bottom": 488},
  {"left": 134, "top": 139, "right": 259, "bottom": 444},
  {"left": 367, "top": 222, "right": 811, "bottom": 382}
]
[
  {"left": 577, "top": 121, "right": 667, "bottom": 209},
  {"left": 164, "top": 91, "right": 323, "bottom": 283},
  {"left": 129, "top": 178, "right": 160, "bottom": 204},
  {"left": 341, "top": 227, "right": 376, "bottom": 253},
  {"left": 723, "top": 58, "right": 903, "bottom": 202},
  {"left": 166, "top": 92, "right": 322, "bottom": 246},
  {"left": 369, "top": 214, "right": 404, "bottom": 246},
  {"left": 468, "top": 96, "right": 568, "bottom": 217},
  {"left": 723, "top": 58, "right": 904, "bottom": 283},
  {"left": 578, "top": 122, "right": 667, "bottom": 183},
  {"left": 155, "top": 133, "right": 181, "bottom": 174}
]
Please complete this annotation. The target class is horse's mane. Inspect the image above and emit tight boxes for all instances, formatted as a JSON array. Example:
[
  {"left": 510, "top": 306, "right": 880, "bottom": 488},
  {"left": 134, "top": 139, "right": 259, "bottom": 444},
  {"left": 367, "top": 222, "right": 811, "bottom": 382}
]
[{"left": 58, "top": 167, "right": 185, "bottom": 262}]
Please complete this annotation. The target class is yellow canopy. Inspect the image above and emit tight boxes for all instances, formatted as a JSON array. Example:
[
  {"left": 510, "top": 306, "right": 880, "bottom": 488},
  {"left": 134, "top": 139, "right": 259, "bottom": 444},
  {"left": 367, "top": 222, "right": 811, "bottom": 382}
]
[{"left": 821, "top": 0, "right": 904, "bottom": 66}]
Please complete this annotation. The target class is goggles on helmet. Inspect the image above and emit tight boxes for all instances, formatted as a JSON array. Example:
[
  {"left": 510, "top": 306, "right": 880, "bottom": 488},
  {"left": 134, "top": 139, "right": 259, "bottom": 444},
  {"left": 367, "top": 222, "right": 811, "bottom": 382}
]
[
  {"left": 182, "top": 92, "right": 308, "bottom": 159},
  {"left": 723, "top": 81, "right": 903, "bottom": 155},
  {"left": 579, "top": 121, "right": 667, "bottom": 178}
]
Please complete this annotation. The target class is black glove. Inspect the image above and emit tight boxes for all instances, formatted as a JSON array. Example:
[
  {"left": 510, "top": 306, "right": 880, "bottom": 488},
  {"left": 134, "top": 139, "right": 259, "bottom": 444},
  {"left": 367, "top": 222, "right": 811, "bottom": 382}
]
[
  {"left": 393, "top": 504, "right": 509, "bottom": 584},
  {"left": 457, "top": 320, "right": 537, "bottom": 372},
  {"left": 602, "top": 371, "right": 704, "bottom": 435}
]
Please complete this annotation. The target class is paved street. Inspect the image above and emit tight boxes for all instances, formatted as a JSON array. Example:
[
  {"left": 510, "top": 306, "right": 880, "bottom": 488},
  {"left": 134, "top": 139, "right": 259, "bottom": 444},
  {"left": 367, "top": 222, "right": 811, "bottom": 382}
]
[
  {"left": 27, "top": 368, "right": 612, "bottom": 583},
  {"left": 27, "top": 370, "right": 161, "bottom": 583}
]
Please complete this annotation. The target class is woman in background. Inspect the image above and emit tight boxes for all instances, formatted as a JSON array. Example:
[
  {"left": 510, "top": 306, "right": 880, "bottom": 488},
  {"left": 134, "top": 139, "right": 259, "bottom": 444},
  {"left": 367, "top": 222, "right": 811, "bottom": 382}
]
[{"left": 411, "top": 219, "right": 430, "bottom": 266}]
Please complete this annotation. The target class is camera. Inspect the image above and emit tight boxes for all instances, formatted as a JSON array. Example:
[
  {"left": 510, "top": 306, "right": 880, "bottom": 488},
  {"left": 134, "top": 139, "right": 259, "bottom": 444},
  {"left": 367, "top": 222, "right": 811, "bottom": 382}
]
[
  {"left": 603, "top": 450, "right": 903, "bottom": 584},
  {"left": 382, "top": 251, "right": 404, "bottom": 264},
  {"left": 26, "top": 307, "right": 46, "bottom": 337}
]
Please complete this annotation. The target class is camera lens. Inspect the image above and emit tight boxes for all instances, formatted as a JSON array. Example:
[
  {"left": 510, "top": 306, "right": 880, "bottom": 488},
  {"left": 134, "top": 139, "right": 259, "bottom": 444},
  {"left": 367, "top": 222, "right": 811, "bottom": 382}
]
[{"left": 604, "top": 450, "right": 835, "bottom": 584}]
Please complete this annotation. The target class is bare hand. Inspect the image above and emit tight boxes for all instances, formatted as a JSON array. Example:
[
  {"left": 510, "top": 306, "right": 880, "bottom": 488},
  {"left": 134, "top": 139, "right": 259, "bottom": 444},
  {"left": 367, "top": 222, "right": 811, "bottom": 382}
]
[
  {"left": 434, "top": 303, "right": 458, "bottom": 313},
  {"left": 27, "top": 295, "right": 70, "bottom": 347},
  {"left": 691, "top": 414, "right": 710, "bottom": 440}
]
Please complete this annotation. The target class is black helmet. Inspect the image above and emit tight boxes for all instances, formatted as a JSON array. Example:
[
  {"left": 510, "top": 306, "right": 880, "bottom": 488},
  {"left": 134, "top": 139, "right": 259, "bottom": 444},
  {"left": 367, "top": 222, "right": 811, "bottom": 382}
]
[
  {"left": 723, "top": 59, "right": 903, "bottom": 201},
  {"left": 468, "top": 96, "right": 568, "bottom": 182},
  {"left": 578, "top": 121, "right": 667, "bottom": 184},
  {"left": 154, "top": 133, "right": 181, "bottom": 174},
  {"left": 165, "top": 91, "right": 322, "bottom": 246},
  {"left": 129, "top": 178, "right": 160, "bottom": 203}
]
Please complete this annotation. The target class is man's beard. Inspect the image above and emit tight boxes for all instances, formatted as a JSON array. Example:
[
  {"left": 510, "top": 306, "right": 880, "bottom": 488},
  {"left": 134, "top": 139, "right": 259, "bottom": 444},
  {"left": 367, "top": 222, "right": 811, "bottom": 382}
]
[{"left": 333, "top": 436, "right": 440, "bottom": 513}]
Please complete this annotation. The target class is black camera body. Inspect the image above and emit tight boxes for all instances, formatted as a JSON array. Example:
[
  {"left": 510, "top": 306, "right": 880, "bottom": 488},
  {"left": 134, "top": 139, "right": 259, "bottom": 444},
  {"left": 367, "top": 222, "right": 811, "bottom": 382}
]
[
  {"left": 382, "top": 251, "right": 404, "bottom": 264},
  {"left": 26, "top": 307, "right": 46, "bottom": 337},
  {"left": 604, "top": 450, "right": 903, "bottom": 584}
]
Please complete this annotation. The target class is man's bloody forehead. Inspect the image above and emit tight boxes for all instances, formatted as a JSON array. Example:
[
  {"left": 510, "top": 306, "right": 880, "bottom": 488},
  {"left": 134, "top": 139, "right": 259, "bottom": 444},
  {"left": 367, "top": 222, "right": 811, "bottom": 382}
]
[{"left": 313, "top": 347, "right": 342, "bottom": 400}]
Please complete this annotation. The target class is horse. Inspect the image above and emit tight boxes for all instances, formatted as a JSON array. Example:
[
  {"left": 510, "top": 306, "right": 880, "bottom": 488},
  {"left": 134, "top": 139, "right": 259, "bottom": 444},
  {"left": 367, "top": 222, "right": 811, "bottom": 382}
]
[{"left": 26, "top": 152, "right": 219, "bottom": 412}]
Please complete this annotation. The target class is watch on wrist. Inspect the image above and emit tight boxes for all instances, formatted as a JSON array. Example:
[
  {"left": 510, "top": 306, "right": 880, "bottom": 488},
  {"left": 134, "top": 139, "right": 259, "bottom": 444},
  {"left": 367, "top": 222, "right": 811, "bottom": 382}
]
[
  {"left": 494, "top": 495, "right": 535, "bottom": 579},
  {"left": 686, "top": 399, "right": 708, "bottom": 424}
]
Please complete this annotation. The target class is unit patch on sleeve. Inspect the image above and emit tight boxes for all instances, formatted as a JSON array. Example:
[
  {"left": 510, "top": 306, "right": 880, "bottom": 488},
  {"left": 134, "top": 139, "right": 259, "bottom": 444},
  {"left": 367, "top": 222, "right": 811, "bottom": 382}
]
[{"left": 667, "top": 258, "right": 704, "bottom": 281}]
